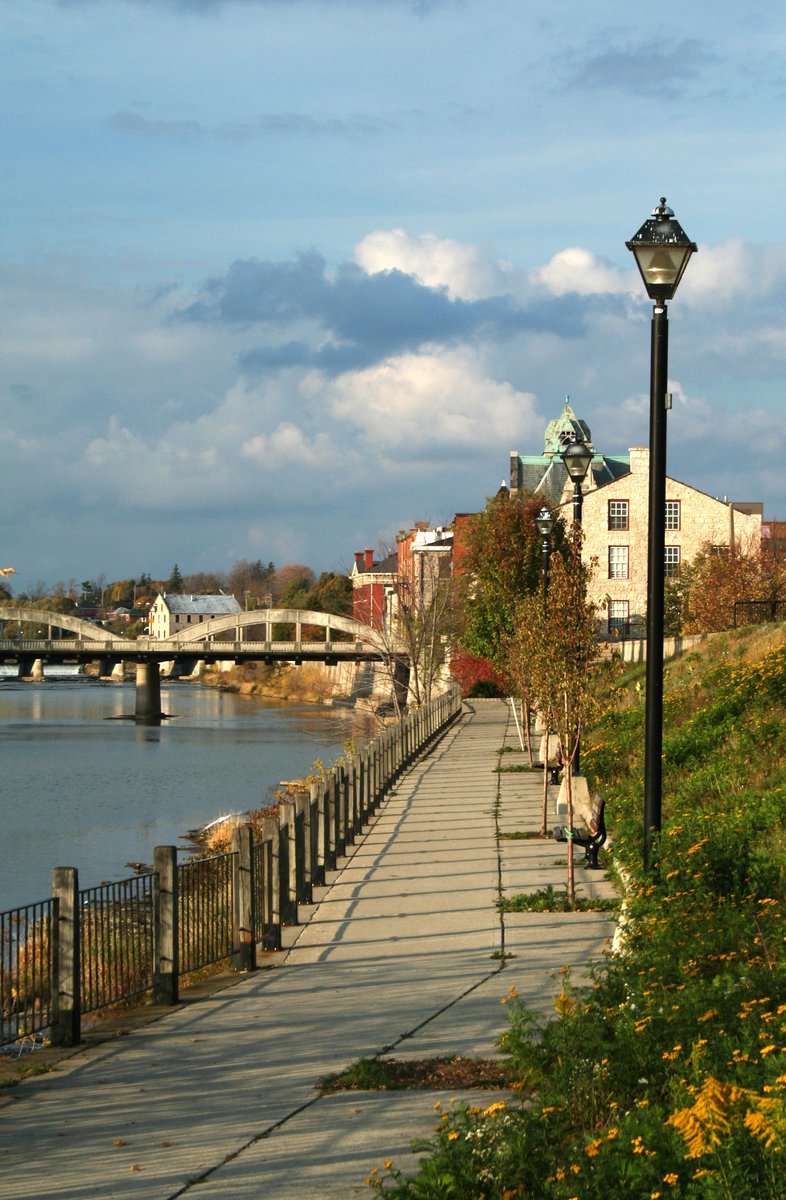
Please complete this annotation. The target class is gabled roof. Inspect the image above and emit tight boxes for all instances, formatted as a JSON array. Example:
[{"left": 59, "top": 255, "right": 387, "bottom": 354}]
[{"left": 159, "top": 593, "right": 241, "bottom": 615}]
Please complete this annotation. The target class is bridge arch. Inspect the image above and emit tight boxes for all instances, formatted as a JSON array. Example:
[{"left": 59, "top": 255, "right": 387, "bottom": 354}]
[
  {"left": 174, "top": 608, "right": 405, "bottom": 656},
  {"left": 0, "top": 606, "right": 116, "bottom": 643}
]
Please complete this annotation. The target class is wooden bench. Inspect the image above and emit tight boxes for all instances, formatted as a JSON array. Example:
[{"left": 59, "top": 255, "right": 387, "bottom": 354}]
[{"left": 553, "top": 794, "right": 606, "bottom": 869}]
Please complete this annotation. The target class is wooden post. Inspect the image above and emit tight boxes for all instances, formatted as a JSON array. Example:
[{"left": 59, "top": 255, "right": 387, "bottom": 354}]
[
  {"left": 261, "top": 817, "right": 281, "bottom": 950},
  {"left": 51, "top": 867, "right": 80, "bottom": 1047},
  {"left": 279, "top": 801, "right": 298, "bottom": 925},
  {"left": 153, "top": 846, "right": 179, "bottom": 1005},
  {"left": 294, "top": 795, "right": 309, "bottom": 903},
  {"left": 311, "top": 781, "right": 325, "bottom": 887},
  {"left": 231, "top": 827, "right": 255, "bottom": 971}
]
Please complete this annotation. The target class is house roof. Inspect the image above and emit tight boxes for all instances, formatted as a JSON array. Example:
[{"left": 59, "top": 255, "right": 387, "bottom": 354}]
[{"left": 159, "top": 593, "right": 241, "bottom": 615}]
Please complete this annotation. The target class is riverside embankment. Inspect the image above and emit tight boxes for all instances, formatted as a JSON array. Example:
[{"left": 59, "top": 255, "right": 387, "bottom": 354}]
[{"left": 0, "top": 699, "right": 616, "bottom": 1200}]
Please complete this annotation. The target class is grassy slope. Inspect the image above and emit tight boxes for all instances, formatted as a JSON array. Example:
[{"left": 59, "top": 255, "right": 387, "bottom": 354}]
[{"left": 375, "top": 624, "right": 786, "bottom": 1199}]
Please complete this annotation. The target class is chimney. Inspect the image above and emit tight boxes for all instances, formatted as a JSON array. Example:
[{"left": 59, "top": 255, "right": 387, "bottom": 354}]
[
  {"left": 364, "top": 548, "right": 374, "bottom": 570},
  {"left": 354, "top": 551, "right": 364, "bottom": 568}
]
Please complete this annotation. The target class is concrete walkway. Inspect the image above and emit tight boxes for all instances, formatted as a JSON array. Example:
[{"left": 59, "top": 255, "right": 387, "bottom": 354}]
[{"left": 0, "top": 700, "right": 617, "bottom": 1199}]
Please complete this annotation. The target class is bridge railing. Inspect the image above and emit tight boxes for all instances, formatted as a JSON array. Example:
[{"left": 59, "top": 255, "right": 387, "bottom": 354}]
[{"left": 0, "top": 685, "right": 462, "bottom": 1048}]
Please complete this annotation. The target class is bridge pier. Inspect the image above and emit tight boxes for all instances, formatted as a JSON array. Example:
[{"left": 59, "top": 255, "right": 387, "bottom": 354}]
[
  {"left": 31, "top": 658, "right": 44, "bottom": 680},
  {"left": 135, "top": 662, "right": 163, "bottom": 722},
  {"left": 17, "top": 656, "right": 34, "bottom": 679}
]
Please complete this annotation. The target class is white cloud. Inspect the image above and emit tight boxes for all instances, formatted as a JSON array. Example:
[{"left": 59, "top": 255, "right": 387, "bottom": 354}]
[
  {"left": 530, "top": 247, "right": 631, "bottom": 297},
  {"left": 323, "top": 347, "right": 539, "bottom": 451},
  {"left": 240, "top": 422, "right": 336, "bottom": 466},
  {"left": 353, "top": 229, "right": 516, "bottom": 301}
]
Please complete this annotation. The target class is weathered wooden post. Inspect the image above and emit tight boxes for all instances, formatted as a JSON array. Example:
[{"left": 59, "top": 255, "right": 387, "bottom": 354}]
[
  {"left": 51, "top": 867, "right": 80, "bottom": 1046},
  {"left": 261, "top": 816, "right": 281, "bottom": 950},
  {"left": 311, "top": 781, "right": 325, "bottom": 887},
  {"left": 278, "top": 801, "right": 298, "bottom": 926},
  {"left": 153, "top": 846, "right": 179, "bottom": 1005},
  {"left": 231, "top": 827, "right": 255, "bottom": 971}
]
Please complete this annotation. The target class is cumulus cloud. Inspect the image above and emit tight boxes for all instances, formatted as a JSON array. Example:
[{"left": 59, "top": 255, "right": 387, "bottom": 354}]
[
  {"left": 187, "top": 247, "right": 587, "bottom": 376},
  {"left": 354, "top": 229, "right": 516, "bottom": 301},
  {"left": 530, "top": 247, "right": 632, "bottom": 297},
  {"left": 322, "top": 347, "right": 540, "bottom": 454}
]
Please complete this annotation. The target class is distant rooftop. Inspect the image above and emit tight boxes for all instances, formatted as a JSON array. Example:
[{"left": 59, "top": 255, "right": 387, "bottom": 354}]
[{"left": 160, "top": 593, "right": 241, "bottom": 615}]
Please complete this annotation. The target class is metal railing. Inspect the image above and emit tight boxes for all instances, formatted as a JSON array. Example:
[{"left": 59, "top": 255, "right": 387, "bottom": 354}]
[
  {"left": 1, "top": 684, "right": 462, "bottom": 1047},
  {"left": 178, "top": 852, "right": 234, "bottom": 975},
  {"left": 733, "top": 599, "right": 786, "bottom": 627},
  {"left": 80, "top": 875, "right": 156, "bottom": 1015},
  {"left": 1, "top": 899, "right": 55, "bottom": 1044}
]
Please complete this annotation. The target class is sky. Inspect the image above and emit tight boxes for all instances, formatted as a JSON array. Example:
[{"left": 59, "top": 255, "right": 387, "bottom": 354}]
[{"left": 2, "top": 0, "right": 786, "bottom": 593}]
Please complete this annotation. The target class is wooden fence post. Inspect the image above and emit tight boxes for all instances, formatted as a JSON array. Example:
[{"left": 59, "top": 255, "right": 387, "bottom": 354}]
[
  {"left": 51, "top": 867, "right": 80, "bottom": 1047},
  {"left": 153, "top": 846, "right": 179, "bottom": 1006},
  {"left": 261, "top": 816, "right": 281, "bottom": 950},
  {"left": 231, "top": 827, "right": 255, "bottom": 972},
  {"left": 279, "top": 801, "right": 298, "bottom": 926}
]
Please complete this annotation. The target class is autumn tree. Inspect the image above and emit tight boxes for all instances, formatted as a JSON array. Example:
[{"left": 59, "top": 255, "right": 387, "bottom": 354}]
[
  {"left": 460, "top": 489, "right": 568, "bottom": 755},
  {"left": 506, "top": 548, "right": 597, "bottom": 904}
]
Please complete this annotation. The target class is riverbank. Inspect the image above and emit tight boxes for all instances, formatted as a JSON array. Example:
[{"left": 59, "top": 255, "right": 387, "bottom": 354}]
[{"left": 198, "top": 657, "right": 398, "bottom": 714}]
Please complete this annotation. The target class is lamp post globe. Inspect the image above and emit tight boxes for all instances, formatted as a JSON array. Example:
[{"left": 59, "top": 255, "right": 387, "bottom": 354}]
[
  {"left": 535, "top": 506, "right": 554, "bottom": 609},
  {"left": 626, "top": 197, "right": 696, "bottom": 873},
  {"left": 561, "top": 435, "right": 593, "bottom": 534}
]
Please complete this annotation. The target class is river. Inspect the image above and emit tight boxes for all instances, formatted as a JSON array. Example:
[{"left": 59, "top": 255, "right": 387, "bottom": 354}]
[{"left": 0, "top": 671, "right": 376, "bottom": 913}]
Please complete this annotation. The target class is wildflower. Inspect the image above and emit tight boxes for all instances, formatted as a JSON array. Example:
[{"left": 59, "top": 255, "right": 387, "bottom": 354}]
[
  {"left": 384, "top": 1160, "right": 393, "bottom": 1169},
  {"left": 760, "top": 1044, "right": 778, "bottom": 1057},
  {"left": 447, "top": 1132, "right": 458, "bottom": 1142},
  {"left": 663, "top": 1174, "right": 678, "bottom": 1186},
  {"left": 434, "top": 1101, "right": 441, "bottom": 1111},
  {"left": 585, "top": 1138, "right": 603, "bottom": 1157}
]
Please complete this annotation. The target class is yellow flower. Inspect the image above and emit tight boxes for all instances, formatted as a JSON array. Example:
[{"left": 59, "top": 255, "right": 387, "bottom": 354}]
[
  {"left": 663, "top": 1174, "right": 678, "bottom": 1185},
  {"left": 384, "top": 1160, "right": 393, "bottom": 1169},
  {"left": 447, "top": 1131, "right": 459, "bottom": 1141}
]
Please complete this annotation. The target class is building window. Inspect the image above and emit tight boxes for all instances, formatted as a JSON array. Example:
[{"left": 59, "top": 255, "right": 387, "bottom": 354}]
[
  {"left": 710, "top": 544, "right": 729, "bottom": 557},
  {"left": 665, "top": 500, "right": 681, "bottom": 530},
  {"left": 608, "top": 600, "right": 629, "bottom": 639},
  {"left": 608, "top": 500, "right": 629, "bottom": 531},
  {"left": 608, "top": 546, "right": 629, "bottom": 579},
  {"left": 664, "top": 546, "right": 681, "bottom": 576}
]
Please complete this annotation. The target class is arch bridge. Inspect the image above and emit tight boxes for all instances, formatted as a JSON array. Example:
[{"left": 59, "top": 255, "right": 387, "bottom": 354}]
[{"left": 0, "top": 606, "right": 407, "bottom": 720}]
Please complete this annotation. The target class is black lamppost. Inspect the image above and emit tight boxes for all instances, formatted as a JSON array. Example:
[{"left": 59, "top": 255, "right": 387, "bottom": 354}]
[
  {"left": 560, "top": 434, "right": 593, "bottom": 775},
  {"left": 535, "top": 506, "right": 554, "bottom": 610},
  {"left": 626, "top": 197, "right": 697, "bottom": 872},
  {"left": 561, "top": 434, "right": 594, "bottom": 534}
]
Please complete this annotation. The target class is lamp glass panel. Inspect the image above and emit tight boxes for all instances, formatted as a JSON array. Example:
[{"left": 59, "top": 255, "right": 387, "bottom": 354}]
[{"left": 634, "top": 244, "right": 692, "bottom": 289}]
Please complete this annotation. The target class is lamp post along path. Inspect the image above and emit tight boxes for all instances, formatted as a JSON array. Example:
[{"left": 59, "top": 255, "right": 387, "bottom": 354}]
[
  {"left": 627, "top": 198, "right": 697, "bottom": 872},
  {"left": 560, "top": 434, "right": 593, "bottom": 778},
  {"left": 536, "top": 506, "right": 555, "bottom": 611}
]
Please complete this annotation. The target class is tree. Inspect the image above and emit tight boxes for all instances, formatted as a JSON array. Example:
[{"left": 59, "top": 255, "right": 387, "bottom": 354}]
[
  {"left": 166, "top": 564, "right": 184, "bottom": 594},
  {"left": 505, "top": 548, "right": 598, "bottom": 905},
  {"left": 272, "top": 564, "right": 315, "bottom": 603},
  {"left": 460, "top": 490, "right": 569, "bottom": 669}
]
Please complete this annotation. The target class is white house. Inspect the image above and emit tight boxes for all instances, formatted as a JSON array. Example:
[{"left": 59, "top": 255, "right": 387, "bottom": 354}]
[{"left": 148, "top": 593, "right": 242, "bottom": 640}]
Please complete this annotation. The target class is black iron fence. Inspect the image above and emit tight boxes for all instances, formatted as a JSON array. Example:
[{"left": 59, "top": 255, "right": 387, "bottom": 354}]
[
  {"left": 1, "top": 899, "right": 55, "bottom": 1045},
  {"left": 733, "top": 599, "right": 786, "bottom": 627},
  {"left": 1, "top": 685, "right": 462, "bottom": 1048}
]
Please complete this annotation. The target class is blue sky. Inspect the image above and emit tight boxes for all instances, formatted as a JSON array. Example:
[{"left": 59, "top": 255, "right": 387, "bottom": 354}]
[{"left": 2, "top": 0, "right": 786, "bottom": 591}]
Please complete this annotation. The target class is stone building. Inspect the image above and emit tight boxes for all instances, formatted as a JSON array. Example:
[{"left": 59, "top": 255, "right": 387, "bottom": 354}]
[
  {"left": 148, "top": 592, "right": 241, "bottom": 639},
  {"left": 576, "top": 448, "right": 763, "bottom": 638},
  {"left": 508, "top": 399, "right": 763, "bottom": 640},
  {"left": 509, "top": 397, "right": 630, "bottom": 503}
]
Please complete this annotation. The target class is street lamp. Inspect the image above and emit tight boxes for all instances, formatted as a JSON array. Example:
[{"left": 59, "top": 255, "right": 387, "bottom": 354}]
[
  {"left": 561, "top": 434, "right": 593, "bottom": 534},
  {"left": 627, "top": 197, "right": 697, "bottom": 872},
  {"left": 560, "top": 434, "right": 593, "bottom": 777},
  {"left": 535, "top": 506, "right": 555, "bottom": 610}
]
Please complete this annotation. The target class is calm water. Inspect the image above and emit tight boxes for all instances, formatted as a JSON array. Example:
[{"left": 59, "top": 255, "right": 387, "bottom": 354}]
[{"left": 0, "top": 674, "right": 374, "bottom": 912}]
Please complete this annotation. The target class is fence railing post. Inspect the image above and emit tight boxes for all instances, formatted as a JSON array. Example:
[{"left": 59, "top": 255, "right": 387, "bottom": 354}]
[
  {"left": 311, "top": 781, "right": 325, "bottom": 887},
  {"left": 279, "top": 801, "right": 298, "bottom": 926},
  {"left": 261, "top": 816, "right": 281, "bottom": 949},
  {"left": 153, "top": 846, "right": 179, "bottom": 1006},
  {"left": 231, "top": 827, "right": 255, "bottom": 972},
  {"left": 51, "top": 867, "right": 80, "bottom": 1047}
]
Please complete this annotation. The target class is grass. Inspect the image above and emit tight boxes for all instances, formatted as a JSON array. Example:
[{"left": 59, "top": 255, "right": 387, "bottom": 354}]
[
  {"left": 318, "top": 1055, "right": 516, "bottom": 1095},
  {"left": 498, "top": 885, "right": 619, "bottom": 913},
  {"left": 371, "top": 623, "right": 786, "bottom": 1199}
]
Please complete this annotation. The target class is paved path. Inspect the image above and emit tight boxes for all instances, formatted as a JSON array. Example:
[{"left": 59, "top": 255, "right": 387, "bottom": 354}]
[{"left": 0, "top": 700, "right": 616, "bottom": 1199}]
